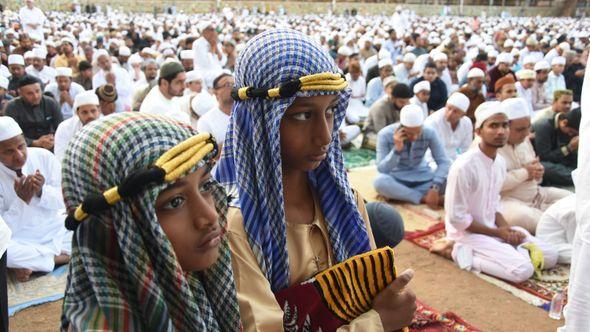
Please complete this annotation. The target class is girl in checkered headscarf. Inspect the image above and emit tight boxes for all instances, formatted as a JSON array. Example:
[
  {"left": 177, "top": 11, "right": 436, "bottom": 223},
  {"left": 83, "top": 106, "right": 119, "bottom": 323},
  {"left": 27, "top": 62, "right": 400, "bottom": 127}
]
[{"left": 60, "top": 113, "right": 241, "bottom": 331}]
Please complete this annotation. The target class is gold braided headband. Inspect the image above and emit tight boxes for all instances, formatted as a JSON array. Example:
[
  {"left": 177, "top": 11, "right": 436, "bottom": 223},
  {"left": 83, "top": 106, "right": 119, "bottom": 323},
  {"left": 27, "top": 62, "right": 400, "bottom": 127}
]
[
  {"left": 232, "top": 72, "right": 348, "bottom": 101},
  {"left": 66, "top": 133, "right": 216, "bottom": 230}
]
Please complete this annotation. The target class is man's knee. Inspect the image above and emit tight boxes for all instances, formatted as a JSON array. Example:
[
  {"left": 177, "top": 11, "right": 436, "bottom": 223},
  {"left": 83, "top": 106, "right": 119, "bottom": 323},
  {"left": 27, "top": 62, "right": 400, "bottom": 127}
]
[
  {"left": 366, "top": 202, "right": 405, "bottom": 248},
  {"left": 511, "top": 262, "right": 534, "bottom": 283}
]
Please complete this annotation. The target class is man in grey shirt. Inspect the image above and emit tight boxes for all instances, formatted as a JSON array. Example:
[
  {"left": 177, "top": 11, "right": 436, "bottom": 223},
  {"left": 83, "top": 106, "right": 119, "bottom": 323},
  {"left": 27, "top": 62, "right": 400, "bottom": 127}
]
[{"left": 4, "top": 75, "right": 62, "bottom": 150}]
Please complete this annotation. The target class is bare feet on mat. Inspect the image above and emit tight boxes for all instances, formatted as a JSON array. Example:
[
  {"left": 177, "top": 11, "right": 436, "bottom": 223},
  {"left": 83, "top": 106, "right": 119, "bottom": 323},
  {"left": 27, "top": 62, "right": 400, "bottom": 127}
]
[
  {"left": 430, "top": 238, "right": 454, "bottom": 260},
  {"left": 10, "top": 268, "right": 33, "bottom": 282},
  {"left": 54, "top": 254, "right": 70, "bottom": 266}
]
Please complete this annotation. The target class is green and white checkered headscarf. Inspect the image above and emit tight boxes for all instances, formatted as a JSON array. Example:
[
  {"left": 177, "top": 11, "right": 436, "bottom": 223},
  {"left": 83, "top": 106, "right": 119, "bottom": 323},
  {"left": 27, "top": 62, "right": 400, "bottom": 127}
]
[{"left": 60, "top": 112, "right": 241, "bottom": 331}]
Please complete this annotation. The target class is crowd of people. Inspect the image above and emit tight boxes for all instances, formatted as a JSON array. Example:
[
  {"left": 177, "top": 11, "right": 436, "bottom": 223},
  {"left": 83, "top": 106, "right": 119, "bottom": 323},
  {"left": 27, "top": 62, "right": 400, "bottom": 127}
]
[{"left": 0, "top": 0, "right": 588, "bottom": 330}]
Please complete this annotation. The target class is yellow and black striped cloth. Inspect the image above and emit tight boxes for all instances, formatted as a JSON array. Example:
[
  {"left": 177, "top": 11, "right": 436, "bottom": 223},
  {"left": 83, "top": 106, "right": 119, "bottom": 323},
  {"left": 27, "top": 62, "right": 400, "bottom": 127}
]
[{"left": 314, "top": 246, "right": 397, "bottom": 322}]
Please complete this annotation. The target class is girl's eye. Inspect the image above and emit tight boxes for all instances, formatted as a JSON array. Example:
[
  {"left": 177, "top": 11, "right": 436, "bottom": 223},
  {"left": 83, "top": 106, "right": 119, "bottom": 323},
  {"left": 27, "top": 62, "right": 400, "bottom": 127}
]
[
  {"left": 293, "top": 112, "right": 312, "bottom": 121},
  {"left": 164, "top": 196, "right": 186, "bottom": 210}
]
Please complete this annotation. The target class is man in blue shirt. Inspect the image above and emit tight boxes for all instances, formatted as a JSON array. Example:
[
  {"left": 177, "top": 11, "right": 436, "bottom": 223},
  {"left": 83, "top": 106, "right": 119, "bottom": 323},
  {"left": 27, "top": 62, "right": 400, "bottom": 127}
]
[{"left": 374, "top": 104, "right": 451, "bottom": 208}]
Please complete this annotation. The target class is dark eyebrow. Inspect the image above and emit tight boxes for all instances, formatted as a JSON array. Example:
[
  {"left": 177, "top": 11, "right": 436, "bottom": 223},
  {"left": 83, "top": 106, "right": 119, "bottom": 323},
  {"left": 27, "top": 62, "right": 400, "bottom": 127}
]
[{"left": 161, "top": 179, "right": 188, "bottom": 193}]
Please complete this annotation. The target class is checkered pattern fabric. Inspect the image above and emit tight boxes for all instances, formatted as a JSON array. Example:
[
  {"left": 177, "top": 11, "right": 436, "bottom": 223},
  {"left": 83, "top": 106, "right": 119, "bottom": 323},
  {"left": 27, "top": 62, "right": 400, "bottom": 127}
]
[
  {"left": 216, "top": 28, "right": 372, "bottom": 292},
  {"left": 60, "top": 113, "right": 241, "bottom": 331}
]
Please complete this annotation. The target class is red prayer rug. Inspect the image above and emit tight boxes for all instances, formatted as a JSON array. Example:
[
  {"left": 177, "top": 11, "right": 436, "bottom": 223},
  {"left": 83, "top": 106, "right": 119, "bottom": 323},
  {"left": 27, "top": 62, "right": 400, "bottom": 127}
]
[{"left": 410, "top": 299, "right": 481, "bottom": 332}]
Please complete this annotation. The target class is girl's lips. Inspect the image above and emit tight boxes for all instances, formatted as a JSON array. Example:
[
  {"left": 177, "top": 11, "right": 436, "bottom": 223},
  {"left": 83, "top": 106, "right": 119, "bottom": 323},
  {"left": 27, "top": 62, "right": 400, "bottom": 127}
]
[
  {"left": 196, "top": 228, "right": 224, "bottom": 251},
  {"left": 309, "top": 153, "right": 327, "bottom": 162}
]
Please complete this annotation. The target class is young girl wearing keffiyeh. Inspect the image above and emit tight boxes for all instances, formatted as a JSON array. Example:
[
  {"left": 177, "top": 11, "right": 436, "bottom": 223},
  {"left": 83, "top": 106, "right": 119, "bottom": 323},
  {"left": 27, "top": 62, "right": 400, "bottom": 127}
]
[
  {"left": 216, "top": 28, "right": 416, "bottom": 331},
  {"left": 60, "top": 113, "right": 241, "bottom": 331}
]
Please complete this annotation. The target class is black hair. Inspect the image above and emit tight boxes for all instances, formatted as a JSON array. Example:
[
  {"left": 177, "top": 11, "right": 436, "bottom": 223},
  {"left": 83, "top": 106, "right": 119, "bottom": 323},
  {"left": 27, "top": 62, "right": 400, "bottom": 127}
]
[
  {"left": 424, "top": 62, "right": 437, "bottom": 71},
  {"left": 17, "top": 75, "right": 41, "bottom": 89},
  {"left": 213, "top": 73, "right": 232, "bottom": 89},
  {"left": 392, "top": 83, "right": 411, "bottom": 99},
  {"left": 78, "top": 60, "right": 92, "bottom": 72}
]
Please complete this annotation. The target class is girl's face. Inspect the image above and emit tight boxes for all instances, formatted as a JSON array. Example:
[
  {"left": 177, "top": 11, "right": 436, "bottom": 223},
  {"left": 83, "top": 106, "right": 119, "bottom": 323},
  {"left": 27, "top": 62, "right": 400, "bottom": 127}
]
[
  {"left": 155, "top": 167, "right": 223, "bottom": 272},
  {"left": 280, "top": 94, "right": 339, "bottom": 172}
]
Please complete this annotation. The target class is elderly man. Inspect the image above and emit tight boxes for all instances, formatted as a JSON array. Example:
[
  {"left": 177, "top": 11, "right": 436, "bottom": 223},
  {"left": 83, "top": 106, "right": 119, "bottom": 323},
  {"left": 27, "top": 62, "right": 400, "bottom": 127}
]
[
  {"left": 196, "top": 73, "right": 234, "bottom": 145},
  {"left": 374, "top": 104, "right": 450, "bottom": 208},
  {"left": 458, "top": 68, "right": 486, "bottom": 124},
  {"left": 434, "top": 52, "right": 455, "bottom": 96},
  {"left": 25, "top": 48, "right": 56, "bottom": 86},
  {"left": 95, "top": 84, "right": 118, "bottom": 117},
  {"left": 438, "top": 102, "right": 558, "bottom": 283},
  {"left": 363, "top": 81, "right": 410, "bottom": 149},
  {"left": 531, "top": 60, "right": 552, "bottom": 111},
  {"left": 487, "top": 52, "right": 515, "bottom": 97},
  {"left": 0, "top": 117, "right": 71, "bottom": 282},
  {"left": 54, "top": 91, "right": 101, "bottom": 161},
  {"left": 4, "top": 76, "right": 62, "bottom": 150},
  {"left": 545, "top": 56, "right": 567, "bottom": 102},
  {"left": 394, "top": 53, "right": 418, "bottom": 85},
  {"left": 179, "top": 49, "right": 194, "bottom": 71},
  {"left": 365, "top": 58, "right": 394, "bottom": 107},
  {"left": 515, "top": 69, "right": 535, "bottom": 115},
  {"left": 7, "top": 54, "right": 26, "bottom": 97},
  {"left": 92, "top": 49, "right": 133, "bottom": 112},
  {"left": 498, "top": 98, "right": 572, "bottom": 233},
  {"left": 424, "top": 92, "right": 473, "bottom": 161},
  {"left": 532, "top": 89, "right": 573, "bottom": 126},
  {"left": 192, "top": 22, "right": 226, "bottom": 88},
  {"left": 44, "top": 67, "right": 85, "bottom": 120},
  {"left": 140, "top": 61, "right": 189, "bottom": 124},
  {"left": 533, "top": 108, "right": 580, "bottom": 187},
  {"left": 410, "top": 80, "right": 430, "bottom": 118},
  {"left": 494, "top": 75, "right": 518, "bottom": 102}
]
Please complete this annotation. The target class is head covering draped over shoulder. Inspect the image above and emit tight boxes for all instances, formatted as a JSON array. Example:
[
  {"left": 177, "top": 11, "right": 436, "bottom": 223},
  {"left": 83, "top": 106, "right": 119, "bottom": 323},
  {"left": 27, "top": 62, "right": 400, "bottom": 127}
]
[
  {"left": 60, "top": 113, "right": 241, "bottom": 331},
  {"left": 215, "top": 28, "right": 372, "bottom": 292}
]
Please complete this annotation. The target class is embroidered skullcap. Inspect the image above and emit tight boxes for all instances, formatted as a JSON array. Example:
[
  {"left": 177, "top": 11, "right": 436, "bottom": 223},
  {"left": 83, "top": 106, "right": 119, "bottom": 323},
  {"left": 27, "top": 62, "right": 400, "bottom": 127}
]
[
  {"left": 118, "top": 46, "right": 131, "bottom": 56},
  {"left": 433, "top": 52, "right": 448, "bottom": 62},
  {"left": 552, "top": 56, "right": 566, "bottom": 66},
  {"left": 467, "top": 68, "right": 485, "bottom": 79},
  {"left": 383, "top": 76, "right": 397, "bottom": 89},
  {"left": 73, "top": 90, "right": 99, "bottom": 112},
  {"left": 497, "top": 52, "right": 513, "bottom": 64},
  {"left": 446, "top": 92, "right": 470, "bottom": 112},
  {"left": 413, "top": 80, "right": 430, "bottom": 93},
  {"left": 7, "top": 54, "right": 24, "bottom": 66},
  {"left": 0, "top": 116, "right": 23, "bottom": 141},
  {"left": 400, "top": 104, "right": 424, "bottom": 127},
  {"left": 559, "top": 42, "right": 570, "bottom": 51},
  {"left": 96, "top": 84, "right": 118, "bottom": 102},
  {"left": 475, "top": 101, "right": 507, "bottom": 128},
  {"left": 185, "top": 70, "right": 203, "bottom": 83},
  {"left": 180, "top": 50, "right": 193, "bottom": 60},
  {"left": 378, "top": 58, "right": 393, "bottom": 68},
  {"left": 534, "top": 60, "right": 550, "bottom": 71},
  {"left": 56, "top": 67, "right": 73, "bottom": 77},
  {"left": 501, "top": 97, "right": 530, "bottom": 120},
  {"left": 516, "top": 69, "right": 535, "bottom": 80},
  {"left": 523, "top": 55, "right": 536, "bottom": 65}
]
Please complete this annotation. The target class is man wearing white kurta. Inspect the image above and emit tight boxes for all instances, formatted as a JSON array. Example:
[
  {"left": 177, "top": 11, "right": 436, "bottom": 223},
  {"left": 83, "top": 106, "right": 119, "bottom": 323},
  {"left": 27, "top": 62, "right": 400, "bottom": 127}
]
[
  {"left": 18, "top": 0, "right": 46, "bottom": 42},
  {"left": 92, "top": 49, "right": 133, "bottom": 112},
  {"left": 410, "top": 80, "right": 430, "bottom": 119},
  {"left": 443, "top": 102, "right": 557, "bottom": 283},
  {"left": 536, "top": 195, "right": 576, "bottom": 264},
  {"left": 0, "top": 117, "right": 71, "bottom": 282},
  {"left": 546, "top": 56, "right": 567, "bottom": 103},
  {"left": 54, "top": 91, "right": 101, "bottom": 162},
  {"left": 192, "top": 22, "right": 226, "bottom": 89},
  {"left": 344, "top": 66, "right": 368, "bottom": 124},
  {"left": 177, "top": 70, "right": 206, "bottom": 128},
  {"left": 44, "top": 67, "right": 85, "bottom": 120},
  {"left": 140, "top": 61, "right": 190, "bottom": 124},
  {"left": 25, "top": 48, "right": 56, "bottom": 86},
  {"left": 196, "top": 73, "right": 233, "bottom": 145},
  {"left": 424, "top": 92, "right": 472, "bottom": 161},
  {"left": 514, "top": 69, "right": 535, "bottom": 116},
  {"left": 497, "top": 98, "right": 572, "bottom": 233}
]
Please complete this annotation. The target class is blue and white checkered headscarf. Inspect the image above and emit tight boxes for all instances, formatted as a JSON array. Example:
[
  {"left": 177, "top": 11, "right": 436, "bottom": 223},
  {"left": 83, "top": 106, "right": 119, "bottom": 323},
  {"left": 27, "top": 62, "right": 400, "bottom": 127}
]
[{"left": 216, "top": 28, "right": 372, "bottom": 292}]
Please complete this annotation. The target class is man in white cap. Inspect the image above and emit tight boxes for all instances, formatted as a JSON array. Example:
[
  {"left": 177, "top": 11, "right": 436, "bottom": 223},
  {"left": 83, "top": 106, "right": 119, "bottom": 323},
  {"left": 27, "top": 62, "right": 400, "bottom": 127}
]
[
  {"left": 458, "top": 68, "right": 486, "bottom": 124},
  {"left": 53, "top": 91, "right": 101, "bottom": 161},
  {"left": 383, "top": 29, "right": 403, "bottom": 64},
  {"left": 546, "top": 56, "right": 567, "bottom": 102},
  {"left": 424, "top": 92, "right": 473, "bottom": 161},
  {"left": 140, "top": 61, "right": 189, "bottom": 124},
  {"left": 393, "top": 52, "right": 418, "bottom": 85},
  {"left": 0, "top": 214, "right": 9, "bottom": 331},
  {"left": 177, "top": 69, "right": 212, "bottom": 127},
  {"left": 531, "top": 60, "right": 552, "bottom": 111},
  {"left": 344, "top": 62, "right": 368, "bottom": 124},
  {"left": 521, "top": 55, "right": 537, "bottom": 71},
  {"left": 410, "top": 62, "right": 448, "bottom": 111},
  {"left": 18, "top": 0, "right": 46, "bottom": 42},
  {"left": 179, "top": 49, "right": 194, "bottom": 72},
  {"left": 374, "top": 104, "right": 450, "bottom": 209},
  {"left": 488, "top": 52, "right": 515, "bottom": 98},
  {"left": 7, "top": 54, "right": 26, "bottom": 97},
  {"left": 0, "top": 77, "right": 12, "bottom": 111},
  {"left": 544, "top": 42, "right": 570, "bottom": 65},
  {"left": 365, "top": 58, "right": 393, "bottom": 107},
  {"left": 533, "top": 89, "right": 573, "bottom": 126},
  {"left": 0, "top": 116, "right": 72, "bottom": 282},
  {"left": 43, "top": 67, "right": 85, "bottom": 120},
  {"left": 518, "top": 38, "right": 543, "bottom": 67},
  {"left": 515, "top": 69, "right": 536, "bottom": 115},
  {"left": 92, "top": 49, "right": 133, "bottom": 112},
  {"left": 498, "top": 98, "right": 571, "bottom": 233},
  {"left": 410, "top": 80, "right": 430, "bottom": 118},
  {"left": 117, "top": 46, "right": 132, "bottom": 72},
  {"left": 433, "top": 52, "right": 455, "bottom": 96},
  {"left": 436, "top": 101, "right": 558, "bottom": 283},
  {"left": 25, "top": 48, "right": 56, "bottom": 86},
  {"left": 192, "top": 21, "right": 226, "bottom": 89}
]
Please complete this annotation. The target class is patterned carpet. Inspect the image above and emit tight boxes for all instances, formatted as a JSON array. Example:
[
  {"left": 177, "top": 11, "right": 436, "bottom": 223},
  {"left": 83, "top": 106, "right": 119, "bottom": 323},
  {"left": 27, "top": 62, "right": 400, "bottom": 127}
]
[
  {"left": 342, "top": 147, "right": 376, "bottom": 170},
  {"left": 7, "top": 265, "right": 69, "bottom": 316},
  {"left": 411, "top": 300, "right": 481, "bottom": 332}
]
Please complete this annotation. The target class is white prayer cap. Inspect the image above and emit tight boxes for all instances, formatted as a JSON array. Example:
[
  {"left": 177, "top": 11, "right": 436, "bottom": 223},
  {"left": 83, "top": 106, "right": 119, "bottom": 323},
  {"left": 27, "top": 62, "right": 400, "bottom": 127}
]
[
  {"left": 503, "top": 39, "right": 514, "bottom": 48},
  {"left": 180, "top": 50, "right": 193, "bottom": 60},
  {"left": 162, "top": 49, "right": 175, "bottom": 56},
  {"left": 119, "top": 46, "right": 131, "bottom": 56},
  {"left": 515, "top": 69, "right": 535, "bottom": 80},
  {"left": 185, "top": 70, "right": 203, "bottom": 83},
  {"left": 474, "top": 101, "right": 507, "bottom": 128},
  {"left": 32, "top": 48, "right": 47, "bottom": 59},
  {"left": 402, "top": 53, "right": 416, "bottom": 63},
  {"left": 337, "top": 46, "right": 353, "bottom": 57},
  {"left": 72, "top": 90, "right": 100, "bottom": 112},
  {"left": 446, "top": 93, "right": 470, "bottom": 112},
  {"left": 551, "top": 56, "right": 566, "bottom": 66},
  {"left": 534, "top": 60, "right": 550, "bottom": 71},
  {"left": 55, "top": 67, "right": 73, "bottom": 77},
  {"left": 24, "top": 51, "right": 34, "bottom": 60},
  {"left": 378, "top": 58, "right": 393, "bottom": 69},
  {"left": 523, "top": 55, "right": 536, "bottom": 65},
  {"left": 487, "top": 49, "right": 499, "bottom": 58},
  {"left": 95, "top": 49, "right": 110, "bottom": 60},
  {"left": 559, "top": 42, "right": 570, "bottom": 51},
  {"left": 400, "top": 104, "right": 425, "bottom": 127},
  {"left": 525, "top": 37, "right": 538, "bottom": 46},
  {"left": 197, "top": 21, "right": 214, "bottom": 33},
  {"left": 383, "top": 76, "right": 397, "bottom": 88},
  {"left": 61, "top": 37, "right": 76, "bottom": 46},
  {"left": 497, "top": 52, "right": 513, "bottom": 64},
  {"left": 501, "top": 98, "right": 530, "bottom": 120},
  {"left": 467, "top": 68, "right": 485, "bottom": 79},
  {"left": 413, "top": 80, "right": 430, "bottom": 93},
  {"left": 0, "top": 116, "right": 23, "bottom": 142},
  {"left": 433, "top": 52, "right": 448, "bottom": 62},
  {"left": 191, "top": 92, "right": 218, "bottom": 117},
  {"left": 378, "top": 49, "right": 391, "bottom": 59},
  {"left": 0, "top": 76, "right": 8, "bottom": 90},
  {"left": 8, "top": 54, "right": 25, "bottom": 66}
]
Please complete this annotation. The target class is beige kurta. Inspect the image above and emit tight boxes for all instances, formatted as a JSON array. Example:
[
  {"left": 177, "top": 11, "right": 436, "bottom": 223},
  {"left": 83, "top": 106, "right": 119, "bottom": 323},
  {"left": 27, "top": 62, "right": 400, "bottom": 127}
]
[
  {"left": 498, "top": 137, "right": 572, "bottom": 233},
  {"left": 228, "top": 190, "right": 383, "bottom": 332}
]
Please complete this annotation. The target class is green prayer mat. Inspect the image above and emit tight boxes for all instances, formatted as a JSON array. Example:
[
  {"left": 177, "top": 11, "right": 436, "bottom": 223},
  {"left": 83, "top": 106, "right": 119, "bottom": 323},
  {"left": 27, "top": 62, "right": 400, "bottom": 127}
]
[{"left": 342, "top": 147, "right": 376, "bottom": 169}]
